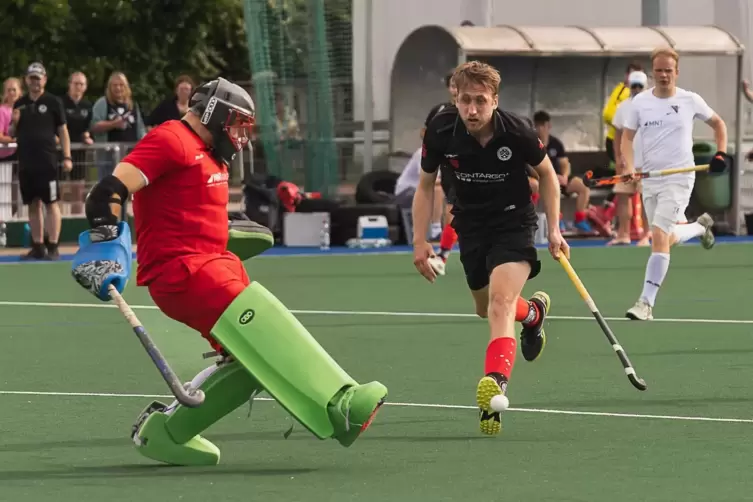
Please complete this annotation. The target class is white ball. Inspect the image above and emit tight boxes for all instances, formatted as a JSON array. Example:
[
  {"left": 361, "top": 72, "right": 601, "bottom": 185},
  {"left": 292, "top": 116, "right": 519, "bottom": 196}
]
[{"left": 490, "top": 394, "right": 509, "bottom": 412}]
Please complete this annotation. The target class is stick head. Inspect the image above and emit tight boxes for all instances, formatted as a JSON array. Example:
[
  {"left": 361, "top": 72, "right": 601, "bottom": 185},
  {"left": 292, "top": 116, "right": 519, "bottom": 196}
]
[{"left": 629, "top": 374, "right": 647, "bottom": 391}]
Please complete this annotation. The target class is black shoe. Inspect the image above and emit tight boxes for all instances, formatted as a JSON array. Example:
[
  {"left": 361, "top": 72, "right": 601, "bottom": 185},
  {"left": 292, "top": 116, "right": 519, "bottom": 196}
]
[
  {"left": 520, "top": 291, "right": 550, "bottom": 362},
  {"left": 45, "top": 241, "right": 60, "bottom": 261},
  {"left": 21, "top": 243, "right": 46, "bottom": 261}
]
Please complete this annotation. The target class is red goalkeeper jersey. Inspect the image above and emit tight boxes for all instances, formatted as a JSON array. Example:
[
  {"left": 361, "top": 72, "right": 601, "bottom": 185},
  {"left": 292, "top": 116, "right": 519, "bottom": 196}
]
[{"left": 123, "top": 120, "right": 230, "bottom": 286}]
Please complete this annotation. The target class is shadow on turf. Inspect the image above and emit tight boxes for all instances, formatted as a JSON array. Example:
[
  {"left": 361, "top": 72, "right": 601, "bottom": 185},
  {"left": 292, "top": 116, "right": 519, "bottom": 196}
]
[
  {"left": 0, "top": 464, "right": 319, "bottom": 481},
  {"left": 0, "top": 417, "right": 448, "bottom": 453}
]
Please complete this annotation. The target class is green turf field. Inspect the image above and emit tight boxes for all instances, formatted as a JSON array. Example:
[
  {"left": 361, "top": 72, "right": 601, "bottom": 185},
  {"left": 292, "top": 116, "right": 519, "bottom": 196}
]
[{"left": 1, "top": 243, "right": 753, "bottom": 501}]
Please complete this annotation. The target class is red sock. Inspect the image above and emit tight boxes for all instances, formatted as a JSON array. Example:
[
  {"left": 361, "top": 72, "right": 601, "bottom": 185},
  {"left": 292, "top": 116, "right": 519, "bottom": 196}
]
[
  {"left": 485, "top": 337, "right": 517, "bottom": 379},
  {"left": 439, "top": 224, "right": 457, "bottom": 253},
  {"left": 574, "top": 210, "right": 586, "bottom": 223},
  {"left": 515, "top": 296, "right": 540, "bottom": 325}
]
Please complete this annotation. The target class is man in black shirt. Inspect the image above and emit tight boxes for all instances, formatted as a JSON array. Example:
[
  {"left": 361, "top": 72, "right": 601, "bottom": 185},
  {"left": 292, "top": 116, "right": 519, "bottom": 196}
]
[
  {"left": 11, "top": 62, "right": 72, "bottom": 260},
  {"left": 413, "top": 61, "right": 569, "bottom": 436},
  {"left": 532, "top": 110, "right": 594, "bottom": 233}
]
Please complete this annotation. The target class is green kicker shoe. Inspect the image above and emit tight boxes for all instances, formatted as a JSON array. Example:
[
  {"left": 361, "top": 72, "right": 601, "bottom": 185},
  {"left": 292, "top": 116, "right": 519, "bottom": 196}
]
[
  {"left": 328, "top": 382, "right": 388, "bottom": 447},
  {"left": 131, "top": 401, "right": 221, "bottom": 466}
]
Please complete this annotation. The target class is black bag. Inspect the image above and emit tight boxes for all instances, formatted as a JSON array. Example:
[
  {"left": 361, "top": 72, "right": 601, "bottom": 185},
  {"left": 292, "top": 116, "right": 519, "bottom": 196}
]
[{"left": 242, "top": 174, "right": 282, "bottom": 235}]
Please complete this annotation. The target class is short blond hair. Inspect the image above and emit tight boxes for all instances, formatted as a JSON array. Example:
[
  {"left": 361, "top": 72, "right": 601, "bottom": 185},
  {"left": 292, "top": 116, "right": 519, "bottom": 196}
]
[
  {"left": 452, "top": 61, "right": 501, "bottom": 96},
  {"left": 651, "top": 47, "right": 679, "bottom": 65}
]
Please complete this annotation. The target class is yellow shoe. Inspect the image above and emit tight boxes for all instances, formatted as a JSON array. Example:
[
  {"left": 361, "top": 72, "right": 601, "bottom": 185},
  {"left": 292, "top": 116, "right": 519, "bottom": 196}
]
[{"left": 476, "top": 374, "right": 507, "bottom": 436}]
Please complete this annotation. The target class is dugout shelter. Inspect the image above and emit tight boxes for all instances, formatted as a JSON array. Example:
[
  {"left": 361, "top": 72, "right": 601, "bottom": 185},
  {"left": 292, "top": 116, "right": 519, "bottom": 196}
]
[{"left": 389, "top": 24, "right": 746, "bottom": 234}]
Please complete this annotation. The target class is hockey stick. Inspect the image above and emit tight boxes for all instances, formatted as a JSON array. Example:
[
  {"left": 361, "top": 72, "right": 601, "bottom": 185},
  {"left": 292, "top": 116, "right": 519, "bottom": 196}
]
[
  {"left": 557, "top": 256, "right": 647, "bottom": 391},
  {"left": 584, "top": 164, "right": 709, "bottom": 188},
  {"left": 108, "top": 285, "right": 205, "bottom": 407}
]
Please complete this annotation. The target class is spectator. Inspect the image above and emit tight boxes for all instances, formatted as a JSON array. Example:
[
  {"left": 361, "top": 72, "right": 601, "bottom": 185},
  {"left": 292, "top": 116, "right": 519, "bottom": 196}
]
[
  {"left": 533, "top": 110, "right": 593, "bottom": 233},
  {"left": 145, "top": 74, "right": 195, "bottom": 127},
  {"left": 61, "top": 71, "right": 93, "bottom": 214},
  {"left": 12, "top": 62, "right": 72, "bottom": 260},
  {"left": 603, "top": 61, "right": 644, "bottom": 164},
  {"left": 90, "top": 71, "right": 146, "bottom": 179},
  {"left": 0, "top": 77, "right": 21, "bottom": 160},
  {"left": 275, "top": 92, "right": 300, "bottom": 141}
]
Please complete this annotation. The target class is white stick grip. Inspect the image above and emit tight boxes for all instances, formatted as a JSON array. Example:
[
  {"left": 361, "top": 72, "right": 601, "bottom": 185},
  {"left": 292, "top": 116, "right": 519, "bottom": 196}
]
[{"left": 108, "top": 285, "right": 142, "bottom": 329}]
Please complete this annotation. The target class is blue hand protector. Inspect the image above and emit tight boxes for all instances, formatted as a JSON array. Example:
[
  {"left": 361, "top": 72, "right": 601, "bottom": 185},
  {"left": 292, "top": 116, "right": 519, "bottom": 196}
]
[{"left": 71, "top": 221, "right": 133, "bottom": 301}]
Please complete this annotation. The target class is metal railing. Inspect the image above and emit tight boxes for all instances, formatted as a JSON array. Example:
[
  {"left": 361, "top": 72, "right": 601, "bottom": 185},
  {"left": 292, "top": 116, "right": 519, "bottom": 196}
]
[{"left": 0, "top": 135, "right": 390, "bottom": 222}]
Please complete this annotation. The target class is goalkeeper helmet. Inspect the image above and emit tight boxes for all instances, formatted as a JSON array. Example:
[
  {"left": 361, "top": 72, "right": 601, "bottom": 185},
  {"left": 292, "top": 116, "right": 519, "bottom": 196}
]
[{"left": 189, "top": 77, "right": 256, "bottom": 166}]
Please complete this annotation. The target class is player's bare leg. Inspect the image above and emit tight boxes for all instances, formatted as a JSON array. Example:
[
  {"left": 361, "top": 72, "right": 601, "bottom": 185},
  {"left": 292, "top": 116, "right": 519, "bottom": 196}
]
[
  {"left": 474, "top": 262, "right": 549, "bottom": 435},
  {"left": 567, "top": 177, "right": 593, "bottom": 233}
]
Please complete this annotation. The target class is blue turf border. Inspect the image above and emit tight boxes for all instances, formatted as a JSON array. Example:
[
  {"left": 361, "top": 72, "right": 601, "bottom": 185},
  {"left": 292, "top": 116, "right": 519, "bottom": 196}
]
[{"left": 2, "top": 234, "right": 753, "bottom": 263}]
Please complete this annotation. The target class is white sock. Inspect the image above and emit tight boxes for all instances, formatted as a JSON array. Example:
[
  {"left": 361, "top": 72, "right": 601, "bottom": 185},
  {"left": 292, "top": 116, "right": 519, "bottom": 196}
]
[
  {"left": 164, "top": 363, "right": 219, "bottom": 415},
  {"left": 640, "top": 252, "right": 670, "bottom": 307},
  {"left": 430, "top": 222, "right": 442, "bottom": 236},
  {"left": 672, "top": 222, "right": 704, "bottom": 244}
]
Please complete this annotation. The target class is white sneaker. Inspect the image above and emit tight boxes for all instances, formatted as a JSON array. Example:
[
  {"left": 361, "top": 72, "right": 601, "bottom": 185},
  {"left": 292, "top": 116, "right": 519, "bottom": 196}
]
[
  {"left": 427, "top": 256, "right": 446, "bottom": 276},
  {"left": 696, "top": 213, "right": 715, "bottom": 250},
  {"left": 626, "top": 299, "right": 653, "bottom": 320}
]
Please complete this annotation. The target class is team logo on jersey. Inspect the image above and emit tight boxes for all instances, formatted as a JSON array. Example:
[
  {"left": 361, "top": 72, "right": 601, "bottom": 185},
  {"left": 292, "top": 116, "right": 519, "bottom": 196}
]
[
  {"left": 38, "top": 104, "right": 47, "bottom": 114},
  {"left": 206, "top": 172, "right": 229, "bottom": 186},
  {"left": 497, "top": 146, "right": 512, "bottom": 161}
]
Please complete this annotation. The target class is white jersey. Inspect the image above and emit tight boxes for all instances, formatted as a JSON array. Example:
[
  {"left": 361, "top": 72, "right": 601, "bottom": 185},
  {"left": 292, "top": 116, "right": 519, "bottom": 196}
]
[
  {"left": 623, "top": 86, "right": 714, "bottom": 187},
  {"left": 395, "top": 147, "right": 423, "bottom": 195},
  {"left": 613, "top": 96, "right": 642, "bottom": 168}
]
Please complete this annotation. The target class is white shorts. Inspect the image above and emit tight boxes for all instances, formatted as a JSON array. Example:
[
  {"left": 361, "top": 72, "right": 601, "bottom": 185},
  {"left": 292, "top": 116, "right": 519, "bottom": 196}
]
[{"left": 642, "top": 182, "right": 693, "bottom": 233}]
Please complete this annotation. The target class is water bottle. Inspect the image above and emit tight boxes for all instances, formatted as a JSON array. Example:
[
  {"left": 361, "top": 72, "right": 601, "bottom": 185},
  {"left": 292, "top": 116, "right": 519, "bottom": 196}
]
[
  {"left": 0, "top": 222, "right": 6, "bottom": 248},
  {"left": 320, "top": 215, "right": 330, "bottom": 251}
]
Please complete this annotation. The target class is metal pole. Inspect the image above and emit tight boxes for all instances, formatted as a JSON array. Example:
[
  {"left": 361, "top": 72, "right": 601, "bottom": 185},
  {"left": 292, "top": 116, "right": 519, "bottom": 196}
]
[
  {"left": 363, "top": 0, "right": 374, "bottom": 172},
  {"left": 484, "top": 0, "right": 494, "bottom": 27},
  {"left": 733, "top": 53, "right": 744, "bottom": 235},
  {"left": 641, "top": 0, "right": 667, "bottom": 25}
]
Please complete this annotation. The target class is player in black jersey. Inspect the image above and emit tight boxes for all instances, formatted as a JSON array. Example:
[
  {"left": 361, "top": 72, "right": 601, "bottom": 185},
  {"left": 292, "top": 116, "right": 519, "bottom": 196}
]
[{"left": 412, "top": 61, "right": 569, "bottom": 436}]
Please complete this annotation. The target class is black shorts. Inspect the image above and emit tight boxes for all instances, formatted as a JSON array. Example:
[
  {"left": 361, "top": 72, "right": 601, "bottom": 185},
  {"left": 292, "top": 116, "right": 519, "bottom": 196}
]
[
  {"left": 19, "top": 168, "right": 60, "bottom": 205},
  {"left": 457, "top": 225, "right": 541, "bottom": 291},
  {"left": 560, "top": 174, "right": 582, "bottom": 196},
  {"left": 605, "top": 138, "right": 615, "bottom": 163}
]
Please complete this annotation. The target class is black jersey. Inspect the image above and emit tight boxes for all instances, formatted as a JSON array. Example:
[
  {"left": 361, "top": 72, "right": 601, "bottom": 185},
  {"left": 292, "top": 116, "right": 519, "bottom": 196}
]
[
  {"left": 421, "top": 105, "right": 546, "bottom": 232},
  {"left": 13, "top": 93, "right": 66, "bottom": 168}
]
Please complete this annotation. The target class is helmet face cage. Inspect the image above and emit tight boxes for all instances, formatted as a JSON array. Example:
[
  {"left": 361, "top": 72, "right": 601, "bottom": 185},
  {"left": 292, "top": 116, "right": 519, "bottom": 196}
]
[
  {"left": 224, "top": 108, "right": 255, "bottom": 152},
  {"left": 199, "top": 95, "right": 255, "bottom": 165}
]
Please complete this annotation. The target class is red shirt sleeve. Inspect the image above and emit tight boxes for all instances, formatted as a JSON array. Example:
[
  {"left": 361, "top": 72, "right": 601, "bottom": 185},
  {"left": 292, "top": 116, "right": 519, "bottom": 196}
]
[{"left": 122, "top": 126, "right": 186, "bottom": 184}]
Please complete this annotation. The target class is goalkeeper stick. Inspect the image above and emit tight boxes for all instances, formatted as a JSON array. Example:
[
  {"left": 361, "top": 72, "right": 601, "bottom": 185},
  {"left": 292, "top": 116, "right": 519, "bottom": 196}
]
[
  {"left": 557, "top": 256, "right": 647, "bottom": 391},
  {"left": 108, "top": 285, "right": 205, "bottom": 407},
  {"left": 584, "top": 164, "right": 709, "bottom": 188}
]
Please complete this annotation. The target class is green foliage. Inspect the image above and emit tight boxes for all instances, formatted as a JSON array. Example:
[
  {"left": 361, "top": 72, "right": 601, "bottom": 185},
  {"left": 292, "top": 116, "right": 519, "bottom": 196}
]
[
  {"left": 0, "top": 0, "right": 352, "bottom": 116},
  {"left": 0, "top": 0, "right": 252, "bottom": 113}
]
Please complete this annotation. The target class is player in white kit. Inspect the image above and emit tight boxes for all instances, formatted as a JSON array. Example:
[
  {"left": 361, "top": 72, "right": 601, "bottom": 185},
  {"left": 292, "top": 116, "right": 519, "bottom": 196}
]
[{"left": 620, "top": 47, "right": 731, "bottom": 320}]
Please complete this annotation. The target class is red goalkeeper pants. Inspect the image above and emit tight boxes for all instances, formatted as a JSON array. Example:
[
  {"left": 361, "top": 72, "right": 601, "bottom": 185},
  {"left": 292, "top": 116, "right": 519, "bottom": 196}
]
[{"left": 148, "top": 252, "right": 250, "bottom": 351}]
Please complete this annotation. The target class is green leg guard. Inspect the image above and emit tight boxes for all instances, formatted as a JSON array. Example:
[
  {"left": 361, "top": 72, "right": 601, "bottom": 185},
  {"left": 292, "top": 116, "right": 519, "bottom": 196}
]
[
  {"left": 227, "top": 220, "right": 274, "bottom": 261},
  {"left": 211, "top": 282, "right": 387, "bottom": 445},
  {"left": 132, "top": 360, "right": 263, "bottom": 466}
]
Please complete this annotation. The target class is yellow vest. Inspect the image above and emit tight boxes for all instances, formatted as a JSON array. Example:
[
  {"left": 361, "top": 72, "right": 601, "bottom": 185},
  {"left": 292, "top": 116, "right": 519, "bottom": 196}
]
[{"left": 602, "top": 83, "right": 631, "bottom": 141}]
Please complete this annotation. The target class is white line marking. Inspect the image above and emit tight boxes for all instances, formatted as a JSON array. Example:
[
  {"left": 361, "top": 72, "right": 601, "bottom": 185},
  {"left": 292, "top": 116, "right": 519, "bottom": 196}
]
[
  {"left": 0, "top": 300, "right": 751, "bottom": 324},
  {"left": 1, "top": 390, "right": 751, "bottom": 424}
]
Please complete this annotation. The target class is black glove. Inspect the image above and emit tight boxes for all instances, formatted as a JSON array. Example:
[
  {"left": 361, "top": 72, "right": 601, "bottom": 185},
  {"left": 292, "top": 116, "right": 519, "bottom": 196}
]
[{"left": 709, "top": 151, "right": 732, "bottom": 174}]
